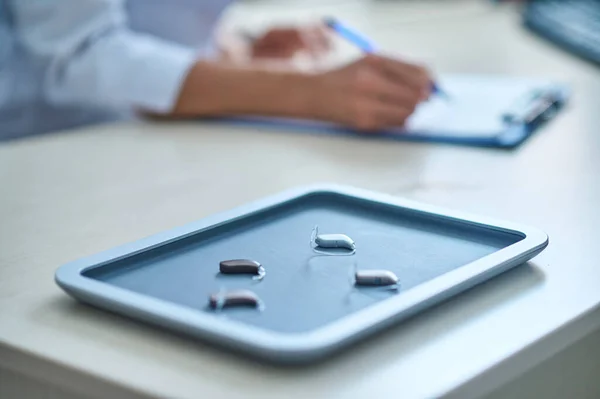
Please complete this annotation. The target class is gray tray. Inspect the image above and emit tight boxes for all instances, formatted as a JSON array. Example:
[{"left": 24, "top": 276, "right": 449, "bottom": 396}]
[{"left": 55, "top": 184, "right": 548, "bottom": 364}]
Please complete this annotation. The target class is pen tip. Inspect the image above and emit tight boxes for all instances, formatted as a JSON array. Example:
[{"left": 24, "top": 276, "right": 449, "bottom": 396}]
[
  {"left": 431, "top": 83, "right": 450, "bottom": 100},
  {"left": 323, "top": 17, "right": 336, "bottom": 28}
]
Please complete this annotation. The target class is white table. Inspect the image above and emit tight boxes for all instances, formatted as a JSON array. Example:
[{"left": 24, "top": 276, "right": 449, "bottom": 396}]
[{"left": 1, "top": 1, "right": 600, "bottom": 398}]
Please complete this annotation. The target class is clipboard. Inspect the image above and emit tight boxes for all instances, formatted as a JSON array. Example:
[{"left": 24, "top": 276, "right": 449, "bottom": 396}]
[{"left": 218, "top": 75, "right": 569, "bottom": 149}]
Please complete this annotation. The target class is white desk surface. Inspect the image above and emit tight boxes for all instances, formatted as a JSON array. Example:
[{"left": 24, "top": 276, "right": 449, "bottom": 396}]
[{"left": 1, "top": 1, "right": 600, "bottom": 398}]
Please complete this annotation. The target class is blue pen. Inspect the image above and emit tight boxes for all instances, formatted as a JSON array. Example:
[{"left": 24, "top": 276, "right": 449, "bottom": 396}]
[{"left": 323, "top": 17, "right": 448, "bottom": 99}]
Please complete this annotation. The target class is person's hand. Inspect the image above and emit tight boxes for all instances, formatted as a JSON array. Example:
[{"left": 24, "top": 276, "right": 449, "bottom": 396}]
[
  {"left": 169, "top": 55, "right": 431, "bottom": 130},
  {"left": 311, "top": 54, "right": 432, "bottom": 131},
  {"left": 249, "top": 25, "right": 330, "bottom": 60}
]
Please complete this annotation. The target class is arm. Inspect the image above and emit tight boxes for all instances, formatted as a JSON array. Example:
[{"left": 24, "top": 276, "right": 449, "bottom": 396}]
[
  {"left": 9, "top": 0, "right": 319, "bottom": 119},
  {"left": 9, "top": 0, "right": 430, "bottom": 129},
  {"left": 171, "top": 61, "right": 318, "bottom": 119},
  {"left": 162, "top": 55, "right": 431, "bottom": 129}
]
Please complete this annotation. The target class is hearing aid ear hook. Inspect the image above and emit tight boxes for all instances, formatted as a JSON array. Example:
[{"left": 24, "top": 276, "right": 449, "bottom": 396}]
[{"left": 310, "top": 225, "right": 356, "bottom": 256}]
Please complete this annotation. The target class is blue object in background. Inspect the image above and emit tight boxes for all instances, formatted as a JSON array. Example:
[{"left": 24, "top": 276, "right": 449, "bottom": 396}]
[{"left": 523, "top": 0, "right": 600, "bottom": 66}]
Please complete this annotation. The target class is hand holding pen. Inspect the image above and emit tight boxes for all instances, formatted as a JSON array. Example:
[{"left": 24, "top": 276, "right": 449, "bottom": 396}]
[
  {"left": 324, "top": 17, "right": 448, "bottom": 99},
  {"left": 298, "top": 17, "right": 434, "bottom": 131},
  {"left": 310, "top": 53, "right": 432, "bottom": 131},
  {"left": 174, "top": 18, "right": 433, "bottom": 132}
]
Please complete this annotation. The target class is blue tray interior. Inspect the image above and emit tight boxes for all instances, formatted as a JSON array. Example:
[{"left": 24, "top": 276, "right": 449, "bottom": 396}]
[{"left": 84, "top": 192, "right": 523, "bottom": 334}]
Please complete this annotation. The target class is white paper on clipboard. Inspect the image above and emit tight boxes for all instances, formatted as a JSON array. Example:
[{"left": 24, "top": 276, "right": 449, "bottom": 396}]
[{"left": 403, "top": 75, "right": 560, "bottom": 138}]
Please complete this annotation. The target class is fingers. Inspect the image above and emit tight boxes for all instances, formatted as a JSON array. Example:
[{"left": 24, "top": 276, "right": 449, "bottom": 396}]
[
  {"left": 304, "top": 23, "right": 332, "bottom": 52},
  {"left": 365, "top": 54, "right": 432, "bottom": 101},
  {"left": 343, "top": 55, "right": 434, "bottom": 131},
  {"left": 354, "top": 67, "right": 421, "bottom": 113},
  {"left": 251, "top": 26, "right": 332, "bottom": 60},
  {"left": 299, "top": 28, "right": 322, "bottom": 60},
  {"left": 252, "top": 29, "right": 304, "bottom": 58}
]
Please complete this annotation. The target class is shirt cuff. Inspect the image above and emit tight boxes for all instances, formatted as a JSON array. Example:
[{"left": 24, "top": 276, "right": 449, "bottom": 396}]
[
  {"left": 122, "top": 36, "right": 198, "bottom": 113},
  {"left": 45, "top": 31, "right": 199, "bottom": 114}
]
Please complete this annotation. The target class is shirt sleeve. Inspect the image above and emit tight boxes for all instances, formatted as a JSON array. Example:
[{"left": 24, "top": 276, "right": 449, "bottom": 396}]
[{"left": 8, "top": 0, "right": 198, "bottom": 113}]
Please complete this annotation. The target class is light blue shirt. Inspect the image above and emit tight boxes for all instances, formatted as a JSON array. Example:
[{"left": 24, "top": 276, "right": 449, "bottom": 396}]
[{"left": 0, "top": 0, "right": 231, "bottom": 140}]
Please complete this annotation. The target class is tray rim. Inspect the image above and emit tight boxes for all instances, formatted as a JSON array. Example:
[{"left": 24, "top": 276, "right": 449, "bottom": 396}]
[{"left": 55, "top": 184, "right": 548, "bottom": 363}]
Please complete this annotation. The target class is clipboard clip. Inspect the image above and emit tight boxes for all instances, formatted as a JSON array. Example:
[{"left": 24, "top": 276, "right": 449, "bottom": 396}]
[{"left": 502, "top": 89, "right": 563, "bottom": 126}]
